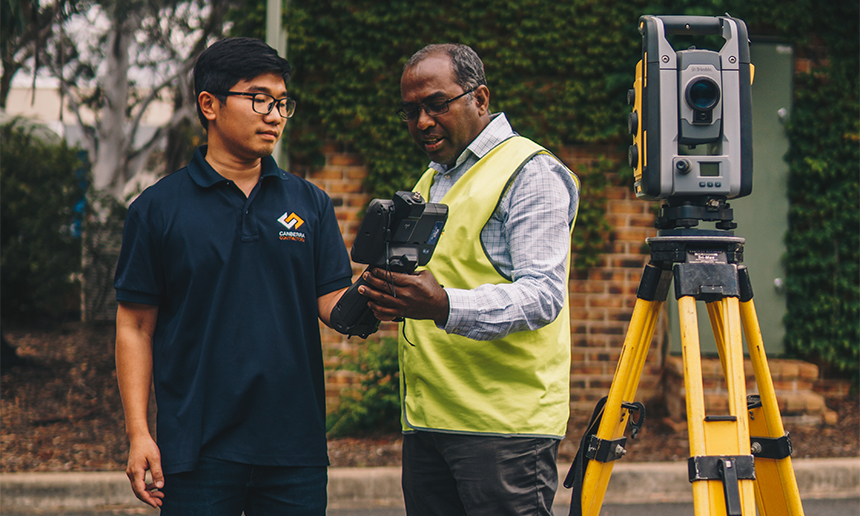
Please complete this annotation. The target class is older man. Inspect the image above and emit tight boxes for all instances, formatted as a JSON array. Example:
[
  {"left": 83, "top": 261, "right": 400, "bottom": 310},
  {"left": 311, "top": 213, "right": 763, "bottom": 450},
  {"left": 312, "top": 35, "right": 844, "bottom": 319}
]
[{"left": 359, "top": 43, "right": 580, "bottom": 516}]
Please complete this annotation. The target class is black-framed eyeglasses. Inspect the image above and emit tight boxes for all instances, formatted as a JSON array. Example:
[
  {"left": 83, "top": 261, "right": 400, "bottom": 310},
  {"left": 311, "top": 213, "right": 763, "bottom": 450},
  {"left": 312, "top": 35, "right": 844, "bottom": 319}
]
[
  {"left": 396, "top": 88, "right": 476, "bottom": 122},
  {"left": 215, "top": 91, "right": 297, "bottom": 118}
]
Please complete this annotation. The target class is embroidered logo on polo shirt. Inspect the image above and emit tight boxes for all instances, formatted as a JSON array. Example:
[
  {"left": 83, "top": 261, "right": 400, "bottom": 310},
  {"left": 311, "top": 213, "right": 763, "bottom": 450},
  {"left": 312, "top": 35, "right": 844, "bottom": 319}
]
[
  {"left": 277, "top": 212, "right": 306, "bottom": 242},
  {"left": 278, "top": 212, "right": 305, "bottom": 229}
]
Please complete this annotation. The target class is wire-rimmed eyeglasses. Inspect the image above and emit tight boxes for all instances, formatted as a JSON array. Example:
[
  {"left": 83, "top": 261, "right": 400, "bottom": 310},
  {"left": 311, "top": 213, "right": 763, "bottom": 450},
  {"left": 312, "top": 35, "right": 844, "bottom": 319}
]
[
  {"left": 215, "top": 91, "right": 297, "bottom": 118},
  {"left": 396, "top": 88, "right": 476, "bottom": 122}
]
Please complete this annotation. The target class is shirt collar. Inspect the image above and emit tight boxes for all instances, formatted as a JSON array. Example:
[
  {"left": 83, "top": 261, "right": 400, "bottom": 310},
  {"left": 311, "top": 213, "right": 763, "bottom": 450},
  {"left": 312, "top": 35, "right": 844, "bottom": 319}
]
[
  {"left": 187, "top": 146, "right": 290, "bottom": 187},
  {"left": 429, "top": 113, "right": 515, "bottom": 174}
]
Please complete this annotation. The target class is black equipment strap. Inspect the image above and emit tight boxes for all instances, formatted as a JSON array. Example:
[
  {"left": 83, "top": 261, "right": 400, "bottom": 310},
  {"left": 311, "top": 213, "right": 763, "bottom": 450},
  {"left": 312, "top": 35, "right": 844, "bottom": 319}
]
[
  {"left": 564, "top": 397, "right": 606, "bottom": 516},
  {"left": 565, "top": 397, "right": 646, "bottom": 516}
]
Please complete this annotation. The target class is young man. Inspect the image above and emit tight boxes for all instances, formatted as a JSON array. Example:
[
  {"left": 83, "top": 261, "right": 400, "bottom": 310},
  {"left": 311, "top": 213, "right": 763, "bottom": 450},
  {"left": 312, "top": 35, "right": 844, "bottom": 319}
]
[
  {"left": 114, "top": 37, "right": 352, "bottom": 515},
  {"left": 359, "top": 44, "right": 580, "bottom": 515}
]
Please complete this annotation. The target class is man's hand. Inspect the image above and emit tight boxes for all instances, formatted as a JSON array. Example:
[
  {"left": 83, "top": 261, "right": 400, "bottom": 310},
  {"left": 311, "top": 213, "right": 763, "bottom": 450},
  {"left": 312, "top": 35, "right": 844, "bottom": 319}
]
[
  {"left": 126, "top": 434, "right": 164, "bottom": 508},
  {"left": 115, "top": 301, "right": 162, "bottom": 508},
  {"left": 358, "top": 268, "right": 449, "bottom": 326}
]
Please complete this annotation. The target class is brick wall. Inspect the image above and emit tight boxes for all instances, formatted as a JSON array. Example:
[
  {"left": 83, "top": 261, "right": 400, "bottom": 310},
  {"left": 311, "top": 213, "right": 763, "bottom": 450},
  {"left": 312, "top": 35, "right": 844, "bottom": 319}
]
[
  {"left": 303, "top": 143, "right": 667, "bottom": 419},
  {"left": 663, "top": 356, "right": 837, "bottom": 425},
  {"left": 557, "top": 146, "right": 666, "bottom": 415},
  {"left": 296, "top": 142, "right": 375, "bottom": 406}
]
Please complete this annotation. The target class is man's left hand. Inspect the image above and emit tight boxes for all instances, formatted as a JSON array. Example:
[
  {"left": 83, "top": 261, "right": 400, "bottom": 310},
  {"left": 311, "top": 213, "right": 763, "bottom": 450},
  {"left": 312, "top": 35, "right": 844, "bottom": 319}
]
[{"left": 358, "top": 268, "right": 449, "bottom": 326}]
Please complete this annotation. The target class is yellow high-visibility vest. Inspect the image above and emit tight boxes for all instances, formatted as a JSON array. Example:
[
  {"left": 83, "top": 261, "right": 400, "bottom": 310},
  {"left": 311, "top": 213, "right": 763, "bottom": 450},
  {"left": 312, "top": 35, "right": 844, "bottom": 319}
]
[{"left": 399, "top": 136, "right": 578, "bottom": 437}]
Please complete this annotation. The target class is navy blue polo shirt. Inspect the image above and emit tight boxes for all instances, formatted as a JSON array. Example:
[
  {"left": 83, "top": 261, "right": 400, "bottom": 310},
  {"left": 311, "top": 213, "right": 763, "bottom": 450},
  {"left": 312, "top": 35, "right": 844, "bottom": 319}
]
[{"left": 115, "top": 146, "right": 352, "bottom": 474}]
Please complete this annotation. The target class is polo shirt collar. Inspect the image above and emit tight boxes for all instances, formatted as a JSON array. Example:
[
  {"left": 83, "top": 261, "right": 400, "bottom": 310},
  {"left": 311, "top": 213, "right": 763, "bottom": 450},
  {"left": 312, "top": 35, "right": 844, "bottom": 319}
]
[{"left": 187, "top": 145, "right": 291, "bottom": 187}]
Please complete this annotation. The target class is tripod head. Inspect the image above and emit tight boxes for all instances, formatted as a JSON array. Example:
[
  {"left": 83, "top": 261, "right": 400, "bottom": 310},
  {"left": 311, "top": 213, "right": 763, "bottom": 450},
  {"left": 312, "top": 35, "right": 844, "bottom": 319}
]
[{"left": 656, "top": 196, "right": 737, "bottom": 234}]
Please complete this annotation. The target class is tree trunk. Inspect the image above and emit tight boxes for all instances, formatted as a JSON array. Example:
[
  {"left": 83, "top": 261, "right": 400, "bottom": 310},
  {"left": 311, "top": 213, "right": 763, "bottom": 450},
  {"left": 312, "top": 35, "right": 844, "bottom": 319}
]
[{"left": 91, "top": 15, "right": 136, "bottom": 199}]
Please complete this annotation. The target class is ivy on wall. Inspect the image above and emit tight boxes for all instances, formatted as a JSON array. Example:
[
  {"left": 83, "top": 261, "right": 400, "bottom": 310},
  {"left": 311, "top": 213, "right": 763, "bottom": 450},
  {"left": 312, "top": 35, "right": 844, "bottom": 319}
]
[
  {"left": 777, "top": 8, "right": 859, "bottom": 379},
  {"left": 231, "top": 0, "right": 648, "bottom": 270},
  {"left": 229, "top": 1, "right": 859, "bottom": 376},
  {"left": 784, "top": 67, "right": 859, "bottom": 378}
]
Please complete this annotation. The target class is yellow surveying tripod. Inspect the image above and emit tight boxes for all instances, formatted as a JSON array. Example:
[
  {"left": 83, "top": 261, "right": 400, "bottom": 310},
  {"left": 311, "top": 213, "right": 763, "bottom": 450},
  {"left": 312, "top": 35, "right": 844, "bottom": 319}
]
[
  {"left": 564, "top": 15, "right": 804, "bottom": 515},
  {"left": 564, "top": 226, "right": 805, "bottom": 516}
]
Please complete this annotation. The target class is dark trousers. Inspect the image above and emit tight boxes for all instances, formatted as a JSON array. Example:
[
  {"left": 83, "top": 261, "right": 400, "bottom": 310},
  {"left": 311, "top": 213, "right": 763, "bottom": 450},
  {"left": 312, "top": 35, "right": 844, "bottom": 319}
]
[
  {"left": 159, "top": 455, "right": 327, "bottom": 516},
  {"left": 401, "top": 431, "right": 559, "bottom": 516}
]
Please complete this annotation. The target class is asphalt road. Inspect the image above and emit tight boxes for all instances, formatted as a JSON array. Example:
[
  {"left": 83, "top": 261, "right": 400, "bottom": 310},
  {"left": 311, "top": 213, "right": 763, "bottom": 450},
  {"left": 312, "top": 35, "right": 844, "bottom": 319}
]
[
  {"left": 333, "top": 500, "right": 860, "bottom": 516},
  {"left": 2, "top": 498, "right": 858, "bottom": 515}
]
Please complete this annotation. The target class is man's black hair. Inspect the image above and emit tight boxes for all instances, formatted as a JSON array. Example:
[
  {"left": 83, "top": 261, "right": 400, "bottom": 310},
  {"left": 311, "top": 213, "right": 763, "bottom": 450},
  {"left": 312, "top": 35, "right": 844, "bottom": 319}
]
[
  {"left": 404, "top": 43, "right": 488, "bottom": 93},
  {"left": 193, "top": 37, "right": 292, "bottom": 130}
]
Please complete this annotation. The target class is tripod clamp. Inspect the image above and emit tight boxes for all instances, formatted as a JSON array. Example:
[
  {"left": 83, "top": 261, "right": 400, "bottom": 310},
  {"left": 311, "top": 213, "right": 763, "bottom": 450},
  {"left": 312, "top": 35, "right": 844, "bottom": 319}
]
[
  {"left": 748, "top": 395, "right": 794, "bottom": 460},
  {"left": 565, "top": 398, "right": 646, "bottom": 483},
  {"left": 583, "top": 401, "right": 646, "bottom": 463},
  {"left": 688, "top": 455, "right": 756, "bottom": 516}
]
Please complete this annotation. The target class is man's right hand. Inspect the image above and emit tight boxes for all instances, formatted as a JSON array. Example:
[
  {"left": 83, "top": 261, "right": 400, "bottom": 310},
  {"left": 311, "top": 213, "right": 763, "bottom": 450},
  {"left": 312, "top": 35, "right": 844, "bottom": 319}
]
[
  {"left": 359, "top": 268, "right": 450, "bottom": 326},
  {"left": 116, "top": 301, "right": 161, "bottom": 507},
  {"left": 126, "top": 435, "right": 165, "bottom": 508}
]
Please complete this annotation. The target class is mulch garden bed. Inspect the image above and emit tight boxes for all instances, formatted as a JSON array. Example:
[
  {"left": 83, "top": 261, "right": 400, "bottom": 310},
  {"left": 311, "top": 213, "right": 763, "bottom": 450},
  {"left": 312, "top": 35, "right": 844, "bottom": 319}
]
[{"left": 2, "top": 322, "right": 856, "bottom": 472}]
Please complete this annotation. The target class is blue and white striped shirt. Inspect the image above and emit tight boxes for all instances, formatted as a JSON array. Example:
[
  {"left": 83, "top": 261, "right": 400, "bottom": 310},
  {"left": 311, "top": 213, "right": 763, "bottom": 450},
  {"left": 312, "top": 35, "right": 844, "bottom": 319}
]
[{"left": 426, "top": 113, "right": 579, "bottom": 340}]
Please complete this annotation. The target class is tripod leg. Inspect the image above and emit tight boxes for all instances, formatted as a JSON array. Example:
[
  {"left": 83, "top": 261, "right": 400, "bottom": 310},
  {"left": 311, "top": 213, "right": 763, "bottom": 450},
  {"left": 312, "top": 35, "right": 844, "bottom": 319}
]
[
  {"left": 740, "top": 298, "right": 805, "bottom": 516},
  {"left": 706, "top": 301, "right": 730, "bottom": 385},
  {"left": 716, "top": 298, "right": 758, "bottom": 516},
  {"left": 579, "top": 296, "right": 663, "bottom": 515},
  {"left": 680, "top": 296, "right": 757, "bottom": 515},
  {"left": 679, "top": 296, "right": 713, "bottom": 513},
  {"left": 707, "top": 299, "right": 754, "bottom": 452}
]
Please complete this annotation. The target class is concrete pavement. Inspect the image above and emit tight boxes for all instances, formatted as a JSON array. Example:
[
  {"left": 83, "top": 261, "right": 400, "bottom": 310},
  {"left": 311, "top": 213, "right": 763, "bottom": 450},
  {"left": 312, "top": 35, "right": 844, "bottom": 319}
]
[{"left": 1, "top": 458, "right": 858, "bottom": 513}]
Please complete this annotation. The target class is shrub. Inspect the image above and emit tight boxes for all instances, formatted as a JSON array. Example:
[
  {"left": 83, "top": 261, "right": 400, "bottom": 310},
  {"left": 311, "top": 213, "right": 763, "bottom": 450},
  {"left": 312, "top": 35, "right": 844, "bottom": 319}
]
[
  {"left": 326, "top": 337, "right": 401, "bottom": 437},
  {"left": 1, "top": 119, "right": 86, "bottom": 322}
]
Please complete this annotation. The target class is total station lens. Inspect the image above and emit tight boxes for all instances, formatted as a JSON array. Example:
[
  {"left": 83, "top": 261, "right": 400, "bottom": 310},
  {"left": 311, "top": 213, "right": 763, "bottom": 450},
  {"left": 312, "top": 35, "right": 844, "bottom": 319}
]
[{"left": 686, "top": 78, "right": 720, "bottom": 111}]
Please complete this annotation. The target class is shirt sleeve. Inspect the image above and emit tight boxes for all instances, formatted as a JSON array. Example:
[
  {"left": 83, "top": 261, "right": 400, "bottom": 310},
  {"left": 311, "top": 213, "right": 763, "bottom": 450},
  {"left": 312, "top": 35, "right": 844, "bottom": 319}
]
[
  {"left": 314, "top": 193, "right": 354, "bottom": 297},
  {"left": 114, "top": 203, "right": 163, "bottom": 306},
  {"left": 442, "top": 154, "right": 579, "bottom": 340}
]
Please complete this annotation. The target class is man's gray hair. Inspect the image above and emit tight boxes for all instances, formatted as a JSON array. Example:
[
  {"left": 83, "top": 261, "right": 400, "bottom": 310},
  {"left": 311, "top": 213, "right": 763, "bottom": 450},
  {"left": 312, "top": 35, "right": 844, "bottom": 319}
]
[{"left": 404, "top": 43, "right": 488, "bottom": 92}]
